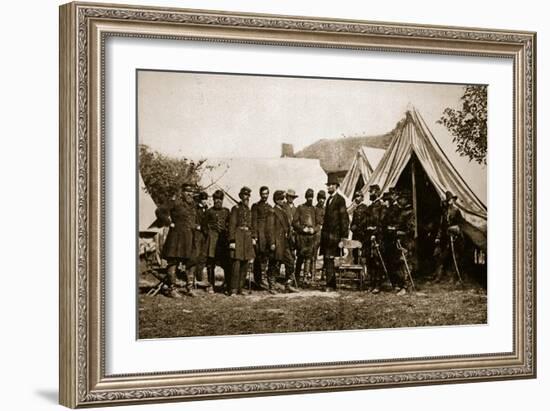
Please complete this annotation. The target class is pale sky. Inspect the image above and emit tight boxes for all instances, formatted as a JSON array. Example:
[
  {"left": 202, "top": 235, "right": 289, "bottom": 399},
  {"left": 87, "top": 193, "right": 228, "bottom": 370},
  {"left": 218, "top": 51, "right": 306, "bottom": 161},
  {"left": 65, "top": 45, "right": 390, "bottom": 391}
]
[{"left": 137, "top": 70, "right": 487, "bottom": 203}]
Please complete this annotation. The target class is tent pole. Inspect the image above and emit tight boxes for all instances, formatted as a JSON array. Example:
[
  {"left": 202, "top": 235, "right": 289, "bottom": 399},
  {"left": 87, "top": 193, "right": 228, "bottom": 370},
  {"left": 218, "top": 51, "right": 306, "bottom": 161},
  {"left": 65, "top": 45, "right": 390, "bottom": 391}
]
[{"left": 411, "top": 156, "right": 418, "bottom": 239}]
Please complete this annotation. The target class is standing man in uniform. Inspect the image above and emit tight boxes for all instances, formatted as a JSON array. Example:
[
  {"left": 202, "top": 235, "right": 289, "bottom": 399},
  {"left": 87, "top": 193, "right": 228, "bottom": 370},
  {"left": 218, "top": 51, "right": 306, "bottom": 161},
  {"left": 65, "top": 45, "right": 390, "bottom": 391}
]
[
  {"left": 313, "top": 190, "right": 326, "bottom": 281},
  {"left": 189, "top": 191, "right": 209, "bottom": 289},
  {"left": 228, "top": 186, "right": 256, "bottom": 296},
  {"left": 204, "top": 189, "right": 230, "bottom": 294},
  {"left": 292, "top": 189, "right": 318, "bottom": 287},
  {"left": 270, "top": 190, "right": 298, "bottom": 293},
  {"left": 395, "top": 189, "right": 415, "bottom": 294},
  {"left": 251, "top": 186, "right": 273, "bottom": 290},
  {"left": 365, "top": 184, "right": 385, "bottom": 294},
  {"left": 433, "top": 191, "right": 464, "bottom": 284},
  {"left": 157, "top": 183, "right": 199, "bottom": 298},
  {"left": 320, "top": 176, "right": 349, "bottom": 291},
  {"left": 282, "top": 189, "right": 299, "bottom": 279},
  {"left": 350, "top": 190, "right": 368, "bottom": 264},
  {"left": 381, "top": 188, "right": 403, "bottom": 292}
]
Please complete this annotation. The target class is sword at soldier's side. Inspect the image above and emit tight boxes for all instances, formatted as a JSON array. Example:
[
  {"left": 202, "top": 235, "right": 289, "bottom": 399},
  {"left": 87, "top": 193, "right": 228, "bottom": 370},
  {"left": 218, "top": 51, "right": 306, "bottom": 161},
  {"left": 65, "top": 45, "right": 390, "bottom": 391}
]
[
  {"left": 396, "top": 239, "right": 416, "bottom": 291},
  {"left": 449, "top": 235, "right": 464, "bottom": 285},
  {"left": 373, "top": 238, "right": 393, "bottom": 288}
]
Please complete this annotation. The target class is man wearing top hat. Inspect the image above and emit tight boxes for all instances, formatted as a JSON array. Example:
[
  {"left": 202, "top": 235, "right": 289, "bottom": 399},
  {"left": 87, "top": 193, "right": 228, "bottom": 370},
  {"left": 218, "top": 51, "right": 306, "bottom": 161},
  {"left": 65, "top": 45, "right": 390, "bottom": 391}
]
[
  {"left": 320, "top": 176, "right": 349, "bottom": 291},
  {"left": 251, "top": 186, "right": 273, "bottom": 290},
  {"left": 433, "top": 190, "right": 464, "bottom": 284},
  {"left": 157, "top": 183, "right": 200, "bottom": 298},
  {"left": 204, "top": 189, "right": 231, "bottom": 293},
  {"left": 228, "top": 186, "right": 256, "bottom": 296},
  {"left": 292, "top": 188, "right": 319, "bottom": 286}
]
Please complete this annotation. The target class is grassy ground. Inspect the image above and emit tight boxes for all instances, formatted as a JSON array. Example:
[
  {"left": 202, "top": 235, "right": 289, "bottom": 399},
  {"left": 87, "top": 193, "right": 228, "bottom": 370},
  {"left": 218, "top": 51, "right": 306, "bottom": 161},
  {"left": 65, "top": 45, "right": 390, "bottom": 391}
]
[{"left": 138, "top": 281, "right": 487, "bottom": 339}]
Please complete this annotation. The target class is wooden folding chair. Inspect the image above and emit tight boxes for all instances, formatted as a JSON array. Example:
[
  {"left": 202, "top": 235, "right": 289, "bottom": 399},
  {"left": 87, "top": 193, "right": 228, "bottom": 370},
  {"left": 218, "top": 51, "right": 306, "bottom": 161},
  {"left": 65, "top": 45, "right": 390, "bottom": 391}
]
[{"left": 335, "top": 239, "right": 366, "bottom": 290}]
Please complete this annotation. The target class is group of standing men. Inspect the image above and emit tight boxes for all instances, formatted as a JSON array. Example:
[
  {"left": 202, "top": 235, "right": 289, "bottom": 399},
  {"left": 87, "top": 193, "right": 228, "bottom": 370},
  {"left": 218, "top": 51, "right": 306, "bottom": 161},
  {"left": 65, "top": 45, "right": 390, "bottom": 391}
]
[
  {"left": 156, "top": 183, "right": 328, "bottom": 298},
  {"left": 156, "top": 176, "right": 465, "bottom": 298}
]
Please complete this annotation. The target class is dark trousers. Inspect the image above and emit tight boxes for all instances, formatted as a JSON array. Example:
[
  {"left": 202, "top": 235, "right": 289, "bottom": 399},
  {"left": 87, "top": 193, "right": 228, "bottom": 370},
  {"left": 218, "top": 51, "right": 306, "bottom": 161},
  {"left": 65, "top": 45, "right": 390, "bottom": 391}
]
[
  {"left": 206, "top": 257, "right": 230, "bottom": 289},
  {"left": 323, "top": 256, "right": 336, "bottom": 288},
  {"left": 271, "top": 248, "right": 296, "bottom": 286},
  {"left": 384, "top": 240, "right": 403, "bottom": 288},
  {"left": 231, "top": 259, "right": 249, "bottom": 293},
  {"left": 165, "top": 257, "right": 192, "bottom": 288},
  {"left": 253, "top": 252, "right": 270, "bottom": 285}
]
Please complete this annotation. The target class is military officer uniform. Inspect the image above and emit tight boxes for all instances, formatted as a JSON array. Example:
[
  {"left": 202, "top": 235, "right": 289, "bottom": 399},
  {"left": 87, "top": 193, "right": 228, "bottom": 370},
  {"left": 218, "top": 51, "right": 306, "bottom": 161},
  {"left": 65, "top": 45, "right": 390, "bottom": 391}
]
[
  {"left": 320, "top": 177, "right": 350, "bottom": 290},
  {"left": 251, "top": 194, "right": 273, "bottom": 288},
  {"left": 292, "top": 189, "right": 318, "bottom": 286},
  {"left": 394, "top": 190, "right": 415, "bottom": 292},
  {"left": 381, "top": 190, "right": 403, "bottom": 290},
  {"left": 189, "top": 192, "right": 209, "bottom": 285},
  {"left": 364, "top": 185, "right": 385, "bottom": 293},
  {"left": 350, "top": 191, "right": 368, "bottom": 264},
  {"left": 313, "top": 190, "right": 326, "bottom": 278},
  {"left": 434, "top": 191, "right": 464, "bottom": 284},
  {"left": 157, "top": 183, "right": 199, "bottom": 297},
  {"left": 228, "top": 187, "right": 256, "bottom": 295},
  {"left": 205, "top": 190, "right": 230, "bottom": 293},
  {"left": 270, "top": 190, "right": 298, "bottom": 292}
]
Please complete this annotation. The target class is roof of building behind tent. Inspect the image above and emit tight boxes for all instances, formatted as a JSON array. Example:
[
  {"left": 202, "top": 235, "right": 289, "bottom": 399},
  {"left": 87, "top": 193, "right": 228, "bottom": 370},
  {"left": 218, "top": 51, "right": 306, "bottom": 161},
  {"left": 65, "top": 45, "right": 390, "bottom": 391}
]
[
  {"left": 138, "top": 173, "right": 159, "bottom": 232},
  {"left": 340, "top": 146, "right": 386, "bottom": 199},
  {"left": 199, "top": 157, "right": 327, "bottom": 206},
  {"left": 363, "top": 107, "right": 487, "bottom": 247}
]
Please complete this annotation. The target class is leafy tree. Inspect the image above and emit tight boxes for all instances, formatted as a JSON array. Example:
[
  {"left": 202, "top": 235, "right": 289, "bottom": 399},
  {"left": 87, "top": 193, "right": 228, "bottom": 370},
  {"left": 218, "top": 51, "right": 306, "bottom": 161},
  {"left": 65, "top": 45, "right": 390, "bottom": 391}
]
[
  {"left": 438, "top": 85, "right": 488, "bottom": 165},
  {"left": 139, "top": 144, "right": 206, "bottom": 205}
]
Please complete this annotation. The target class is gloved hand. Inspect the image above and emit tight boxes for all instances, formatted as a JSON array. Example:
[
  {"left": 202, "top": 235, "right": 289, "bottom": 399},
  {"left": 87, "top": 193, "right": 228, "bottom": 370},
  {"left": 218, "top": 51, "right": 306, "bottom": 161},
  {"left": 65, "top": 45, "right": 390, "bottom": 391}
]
[
  {"left": 270, "top": 244, "right": 276, "bottom": 251},
  {"left": 170, "top": 223, "right": 175, "bottom": 228},
  {"left": 229, "top": 242, "right": 236, "bottom": 250},
  {"left": 252, "top": 238, "right": 257, "bottom": 246},
  {"left": 435, "top": 238, "right": 440, "bottom": 245}
]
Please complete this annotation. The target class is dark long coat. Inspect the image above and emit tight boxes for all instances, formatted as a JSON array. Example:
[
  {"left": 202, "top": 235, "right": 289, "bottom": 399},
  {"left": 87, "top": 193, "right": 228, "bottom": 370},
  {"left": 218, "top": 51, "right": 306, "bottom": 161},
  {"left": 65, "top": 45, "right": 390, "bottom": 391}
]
[
  {"left": 292, "top": 203, "right": 318, "bottom": 257},
  {"left": 270, "top": 205, "right": 294, "bottom": 263},
  {"left": 159, "top": 197, "right": 197, "bottom": 260},
  {"left": 251, "top": 201, "right": 273, "bottom": 254},
  {"left": 320, "top": 192, "right": 350, "bottom": 257},
  {"left": 205, "top": 206, "right": 230, "bottom": 259},
  {"left": 350, "top": 203, "right": 368, "bottom": 243},
  {"left": 229, "top": 202, "right": 256, "bottom": 261},
  {"left": 191, "top": 204, "right": 208, "bottom": 264}
]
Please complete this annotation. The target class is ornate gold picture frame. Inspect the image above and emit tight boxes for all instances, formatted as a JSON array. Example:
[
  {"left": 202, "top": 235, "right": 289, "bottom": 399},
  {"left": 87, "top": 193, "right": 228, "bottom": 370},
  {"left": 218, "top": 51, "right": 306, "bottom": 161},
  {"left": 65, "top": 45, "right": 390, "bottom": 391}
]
[{"left": 59, "top": 1, "right": 536, "bottom": 408}]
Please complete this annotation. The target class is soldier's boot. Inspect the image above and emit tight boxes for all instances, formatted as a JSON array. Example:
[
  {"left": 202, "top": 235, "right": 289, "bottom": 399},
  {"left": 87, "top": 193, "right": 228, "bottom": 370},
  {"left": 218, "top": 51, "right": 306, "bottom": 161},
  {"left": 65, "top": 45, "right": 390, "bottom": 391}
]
[
  {"left": 293, "top": 256, "right": 303, "bottom": 288},
  {"left": 323, "top": 258, "right": 336, "bottom": 291},
  {"left": 206, "top": 266, "right": 215, "bottom": 294},
  {"left": 183, "top": 268, "right": 196, "bottom": 297},
  {"left": 302, "top": 259, "right": 311, "bottom": 286},
  {"left": 259, "top": 262, "right": 270, "bottom": 290},
  {"left": 162, "top": 264, "right": 182, "bottom": 298},
  {"left": 433, "top": 264, "right": 445, "bottom": 283}
]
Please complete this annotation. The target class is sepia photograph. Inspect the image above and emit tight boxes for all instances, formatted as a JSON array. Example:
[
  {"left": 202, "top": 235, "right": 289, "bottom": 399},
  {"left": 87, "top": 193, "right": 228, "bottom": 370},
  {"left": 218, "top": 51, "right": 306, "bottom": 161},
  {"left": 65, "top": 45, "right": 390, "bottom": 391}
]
[{"left": 137, "top": 69, "right": 488, "bottom": 339}]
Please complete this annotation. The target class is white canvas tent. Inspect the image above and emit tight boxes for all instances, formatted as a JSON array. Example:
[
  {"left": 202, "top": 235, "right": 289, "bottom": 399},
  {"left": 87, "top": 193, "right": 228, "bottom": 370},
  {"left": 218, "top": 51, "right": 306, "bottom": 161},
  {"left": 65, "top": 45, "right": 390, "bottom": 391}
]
[
  {"left": 139, "top": 173, "right": 159, "bottom": 232},
  {"left": 363, "top": 108, "right": 487, "bottom": 249},
  {"left": 199, "top": 157, "right": 327, "bottom": 206},
  {"left": 138, "top": 173, "right": 166, "bottom": 260},
  {"left": 340, "top": 146, "right": 386, "bottom": 199}
]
